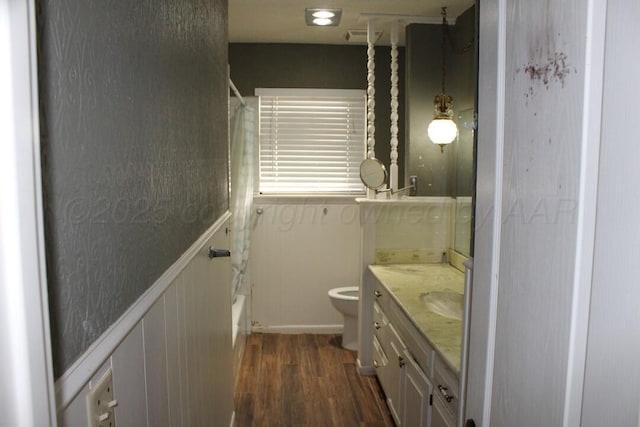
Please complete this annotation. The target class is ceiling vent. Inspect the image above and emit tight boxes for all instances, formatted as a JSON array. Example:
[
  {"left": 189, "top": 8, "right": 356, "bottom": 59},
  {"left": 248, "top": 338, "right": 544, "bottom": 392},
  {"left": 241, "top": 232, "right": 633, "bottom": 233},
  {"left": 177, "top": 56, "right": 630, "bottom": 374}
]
[{"left": 345, "top": 29, "right": 383, "bottom": 44}]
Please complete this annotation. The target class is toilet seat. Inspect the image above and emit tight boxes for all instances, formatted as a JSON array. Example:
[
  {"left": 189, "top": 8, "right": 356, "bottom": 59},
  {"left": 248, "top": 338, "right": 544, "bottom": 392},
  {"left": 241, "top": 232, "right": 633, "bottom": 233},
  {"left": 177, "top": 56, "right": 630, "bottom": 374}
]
[{"left": 328, "top": 286, "right": 359, "bottom": 300}]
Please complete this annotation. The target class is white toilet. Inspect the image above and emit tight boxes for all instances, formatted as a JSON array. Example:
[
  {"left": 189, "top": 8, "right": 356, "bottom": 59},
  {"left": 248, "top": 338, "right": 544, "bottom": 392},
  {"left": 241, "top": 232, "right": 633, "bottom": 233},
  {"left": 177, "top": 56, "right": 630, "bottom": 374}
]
[{"left": 328, "top": 286, "right": 359, "bottom": 351}]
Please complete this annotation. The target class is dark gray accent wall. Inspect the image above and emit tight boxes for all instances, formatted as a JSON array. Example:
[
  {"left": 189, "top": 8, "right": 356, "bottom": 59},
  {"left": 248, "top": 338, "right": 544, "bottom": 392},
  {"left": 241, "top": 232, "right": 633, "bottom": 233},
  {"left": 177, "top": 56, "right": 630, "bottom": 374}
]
[
  {"left": 229, "top": 43, "right": 406, "bottom": 187},
  {"left": 405, "top": 5, "right": 476, "bottom": 197},
  {"left": 37, "top": 0, "right": 229, "bottom": 378},
  {"left": 450, "top": 6, "right": 477, "bottom": 198},
  {"left": 406, "top": 23, "right": 451, "bottom": 196}
]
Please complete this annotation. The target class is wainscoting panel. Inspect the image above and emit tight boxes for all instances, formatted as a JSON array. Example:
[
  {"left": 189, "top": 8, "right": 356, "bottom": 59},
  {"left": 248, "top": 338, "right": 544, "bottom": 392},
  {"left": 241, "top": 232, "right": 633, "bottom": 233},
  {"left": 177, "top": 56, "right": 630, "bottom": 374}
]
[
  {"left": 112, "top": 324, "right": 148, "bottom": 426},
  {"left": 142, "top": 298, "right": 170, "bottom": 427},
  {"left": 164, "top": 281, "right": 184, "bottom": 426},
  {"left": 58, "top": 384, "right": 88, "bottom": 426},
  {"left": 250, "top": 200, "right": 360, "bottom": 332},
  {"left": 55, "top": 213, "right": 233, "bottom": 427}
]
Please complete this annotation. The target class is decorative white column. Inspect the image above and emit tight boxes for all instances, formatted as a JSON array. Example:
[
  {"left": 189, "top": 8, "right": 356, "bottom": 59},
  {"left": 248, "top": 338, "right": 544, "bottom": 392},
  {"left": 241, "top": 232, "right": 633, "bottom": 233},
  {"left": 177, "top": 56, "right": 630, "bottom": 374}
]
[
  {"left": 389, "top": 19, "right": 399, "bottom": 192},
  {"left": 366, "top": 19, "right": 376, "bottom": 161}
]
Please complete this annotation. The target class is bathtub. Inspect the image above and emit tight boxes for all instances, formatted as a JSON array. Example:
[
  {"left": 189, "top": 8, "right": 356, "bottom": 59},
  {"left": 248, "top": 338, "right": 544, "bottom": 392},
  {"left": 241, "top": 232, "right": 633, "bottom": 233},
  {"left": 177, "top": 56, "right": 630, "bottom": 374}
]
[
  {"left": 232, "top": 294, "right": 247, "bottom": 346},
  {"left": 232, "top": 294, "right": 248, "bottom": 387}
]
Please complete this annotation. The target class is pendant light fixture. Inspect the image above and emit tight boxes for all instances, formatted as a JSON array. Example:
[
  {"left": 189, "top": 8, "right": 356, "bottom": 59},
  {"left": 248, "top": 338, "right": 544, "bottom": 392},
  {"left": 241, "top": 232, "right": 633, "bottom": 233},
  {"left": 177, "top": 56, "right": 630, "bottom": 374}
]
[{"left": 427, "top": 7, "right": 458, "bottom": 152}]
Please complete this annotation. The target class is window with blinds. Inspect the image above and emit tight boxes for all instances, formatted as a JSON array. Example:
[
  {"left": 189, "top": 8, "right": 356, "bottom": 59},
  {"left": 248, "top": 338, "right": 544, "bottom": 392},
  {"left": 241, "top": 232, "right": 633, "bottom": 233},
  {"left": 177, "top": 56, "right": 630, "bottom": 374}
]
[{"left": 256, "top": 88, "right": 366, "bottom": 194}]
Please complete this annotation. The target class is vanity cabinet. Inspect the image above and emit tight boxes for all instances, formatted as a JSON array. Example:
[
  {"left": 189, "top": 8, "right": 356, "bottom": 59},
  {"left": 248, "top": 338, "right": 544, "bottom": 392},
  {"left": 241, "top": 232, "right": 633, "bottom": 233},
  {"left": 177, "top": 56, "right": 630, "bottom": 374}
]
[
  {"left": 373, "top": 303, "right": 405, "bottom": 422},
  {"left": 403, "top": 349, "right": 432, "bottom": 427},
  {"left": 372, "top": 280, "right": 435, "bottom": 427},
  {"left": 431, "top": 355, "right": 459, "bottom": 427}
]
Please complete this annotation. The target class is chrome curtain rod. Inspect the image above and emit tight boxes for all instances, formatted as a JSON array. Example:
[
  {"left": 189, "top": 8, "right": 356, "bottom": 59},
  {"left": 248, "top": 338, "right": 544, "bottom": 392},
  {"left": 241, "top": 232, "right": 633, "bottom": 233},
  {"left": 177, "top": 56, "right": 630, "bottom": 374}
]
[{"left": 229, "top": 78, "right": 246, "bottom": 106}]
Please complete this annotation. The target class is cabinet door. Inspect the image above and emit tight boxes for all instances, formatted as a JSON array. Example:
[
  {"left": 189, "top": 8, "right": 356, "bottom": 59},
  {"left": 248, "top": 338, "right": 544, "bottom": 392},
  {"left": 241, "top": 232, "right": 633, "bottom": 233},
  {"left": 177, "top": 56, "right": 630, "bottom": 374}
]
[
  {"left": 431, "top": 398, "right": 456, "bottom": 427},
  {"left": 386, "top": 324, "right": 406, "bottom": 426},
  {"left": 403, "top": 350, "right": 432, "bottom": 427}
]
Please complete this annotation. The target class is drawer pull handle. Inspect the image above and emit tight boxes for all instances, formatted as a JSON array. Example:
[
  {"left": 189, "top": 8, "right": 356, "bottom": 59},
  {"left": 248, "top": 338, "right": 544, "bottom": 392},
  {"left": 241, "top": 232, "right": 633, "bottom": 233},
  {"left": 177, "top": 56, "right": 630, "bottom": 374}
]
[
  {"left": 373, "top": 360, "right": 379, "bottom": 368},
  {"left": 398, "top": 356, "right": 405, "bottom": 368},
  {"left": 374, "top": 290, "right": 382, "bottom": 298},
  {"left": 374, "top": 321, "right": 381, "bottom": 330},
  {"left": 438, "top": 385, "right": 454, "bottom": 403}
]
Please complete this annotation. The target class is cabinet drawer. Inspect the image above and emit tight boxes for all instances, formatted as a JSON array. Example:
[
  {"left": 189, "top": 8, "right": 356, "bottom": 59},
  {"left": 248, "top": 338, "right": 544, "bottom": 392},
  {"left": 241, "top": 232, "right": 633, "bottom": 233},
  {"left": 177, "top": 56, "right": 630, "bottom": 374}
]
[
  {"left": 386, "top": 294, "right": 435, "bottom": 377},
  {"left": 433, "top": 355, "right": 459, "bottom": 419},
  {"left": 373, "top": 280, "right": 391, "bottom": 312},
  {"left": 372, "top": 335, "right": 388, "bottom": 370},
  {"left": 373, "top": 302, "right": 389, "bottom": 342}
]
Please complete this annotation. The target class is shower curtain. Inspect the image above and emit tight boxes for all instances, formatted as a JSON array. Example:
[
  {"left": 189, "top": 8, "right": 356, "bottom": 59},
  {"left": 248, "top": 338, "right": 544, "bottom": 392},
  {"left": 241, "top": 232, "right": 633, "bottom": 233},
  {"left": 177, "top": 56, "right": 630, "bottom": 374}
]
[{"left": 230, "top": 102, "right": 255, "bottom": 299}]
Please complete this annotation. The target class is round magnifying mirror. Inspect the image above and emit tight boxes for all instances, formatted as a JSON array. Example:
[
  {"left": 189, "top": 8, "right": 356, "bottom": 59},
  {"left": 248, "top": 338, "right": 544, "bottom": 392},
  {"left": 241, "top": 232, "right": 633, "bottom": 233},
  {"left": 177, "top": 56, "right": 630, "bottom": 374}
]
[{"left": 359, "top": 158, "right": 388, "bottom": 190}]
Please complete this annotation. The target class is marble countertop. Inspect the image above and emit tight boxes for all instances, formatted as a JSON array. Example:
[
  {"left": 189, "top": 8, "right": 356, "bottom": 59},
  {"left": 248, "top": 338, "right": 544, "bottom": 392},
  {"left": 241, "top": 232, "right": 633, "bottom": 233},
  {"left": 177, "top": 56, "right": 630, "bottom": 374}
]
[{"left": 368, "top": 263, "right": 464, "bottom": 374}]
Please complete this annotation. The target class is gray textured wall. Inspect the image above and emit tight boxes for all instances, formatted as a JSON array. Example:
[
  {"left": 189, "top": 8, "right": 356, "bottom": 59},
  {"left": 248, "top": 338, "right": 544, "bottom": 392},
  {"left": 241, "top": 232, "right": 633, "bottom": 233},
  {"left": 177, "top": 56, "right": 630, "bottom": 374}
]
[
  {"left": 37, "top": 0, "right": 229, "bottom": 378},
  {"left": 229, "top": 43, "right": 406, "bottom": 187}
]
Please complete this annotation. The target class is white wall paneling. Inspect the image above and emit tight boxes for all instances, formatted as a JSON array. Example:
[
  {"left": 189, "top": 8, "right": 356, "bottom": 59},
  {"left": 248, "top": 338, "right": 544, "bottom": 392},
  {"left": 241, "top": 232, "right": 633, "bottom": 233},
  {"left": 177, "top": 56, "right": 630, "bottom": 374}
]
[
  {"left": 492, "top": 0, "right": 590, "bottom": 424},
  {"left": 562, "top": 0, "right": 607, "bottom": 423},
  {"left": 142, "top": 298, "right": 170, "bottom": 427},
  {"left": 469, "top": 0, "right": 613, "bottom": 425},
  {"left": 251, "top": 199, "right": 361, "bottom": 332},
  {"left": 112, "top": 324, "right": 148, "bottom": 426},
  {"left": 581, "top": 0, "right": 640, "bottom": 425},
  {"left": 465, "top": 0, "right": 504, "bottom": 421},
  {"left": 56, "top": 213, "right": 234, "bottom": 427},
  {"left": 163, "top": 280, "right": 184, "bottom": 426},
  {"left": 357, "top": 203, "right": 377, "bottom": 375}
]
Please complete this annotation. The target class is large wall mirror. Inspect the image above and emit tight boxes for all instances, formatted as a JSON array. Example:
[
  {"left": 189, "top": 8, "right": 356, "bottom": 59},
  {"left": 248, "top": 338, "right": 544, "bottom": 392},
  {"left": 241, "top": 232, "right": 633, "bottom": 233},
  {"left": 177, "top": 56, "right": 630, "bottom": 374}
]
[
  {"left": 404, "top": 4, "right": 477, "bottom": 258},
  {"left": 453, "top": 107, "right": 475, "bottom": 257}
]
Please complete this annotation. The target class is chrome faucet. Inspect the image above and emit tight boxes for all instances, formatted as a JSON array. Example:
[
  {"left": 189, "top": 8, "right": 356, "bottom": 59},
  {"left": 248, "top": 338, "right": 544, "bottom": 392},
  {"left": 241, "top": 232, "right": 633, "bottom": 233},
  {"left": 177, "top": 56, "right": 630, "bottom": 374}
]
[{"left": 409, "top": 176, "right": 417, "bottom": 196}]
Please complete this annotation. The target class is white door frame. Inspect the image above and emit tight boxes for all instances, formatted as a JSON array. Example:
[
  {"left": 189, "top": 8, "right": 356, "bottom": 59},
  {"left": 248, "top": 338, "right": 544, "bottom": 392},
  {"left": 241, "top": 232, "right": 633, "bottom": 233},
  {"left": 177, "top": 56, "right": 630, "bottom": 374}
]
[
  {"left": 0, "top": 0, "right": 57, "bottom": 425},
  {"left": 464, "top": 0, "right": 506, "bottom": 424},
  {"left": 467, "top": 0, "right": 607, "bottom": 425}
]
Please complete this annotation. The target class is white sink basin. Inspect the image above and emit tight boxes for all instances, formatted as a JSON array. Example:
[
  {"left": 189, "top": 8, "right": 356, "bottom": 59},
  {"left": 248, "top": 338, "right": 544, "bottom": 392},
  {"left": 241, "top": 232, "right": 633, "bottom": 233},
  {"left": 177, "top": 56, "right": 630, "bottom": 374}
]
[{"left": 420, "top": 291, "right": 464, "bottom": 320}]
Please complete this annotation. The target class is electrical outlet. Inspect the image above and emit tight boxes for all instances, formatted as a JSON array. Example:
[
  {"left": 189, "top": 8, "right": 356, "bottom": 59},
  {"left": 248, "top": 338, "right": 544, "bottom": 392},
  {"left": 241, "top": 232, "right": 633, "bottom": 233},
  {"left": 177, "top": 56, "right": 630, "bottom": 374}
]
[{"left": 86, "top": 368, "right": 117, "bottom": 427}]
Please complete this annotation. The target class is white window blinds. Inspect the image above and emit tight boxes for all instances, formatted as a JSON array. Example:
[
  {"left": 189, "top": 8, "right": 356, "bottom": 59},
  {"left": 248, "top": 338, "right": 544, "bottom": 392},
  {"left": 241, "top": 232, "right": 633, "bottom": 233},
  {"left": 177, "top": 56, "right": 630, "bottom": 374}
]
[{"left": 257, "top": 88, "right": 366, "bottom": 194}]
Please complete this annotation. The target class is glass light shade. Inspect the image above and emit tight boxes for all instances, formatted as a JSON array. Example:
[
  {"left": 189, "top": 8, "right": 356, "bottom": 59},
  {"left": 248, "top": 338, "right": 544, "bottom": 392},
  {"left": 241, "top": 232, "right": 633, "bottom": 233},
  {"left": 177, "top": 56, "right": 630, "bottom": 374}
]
[
  {"left": 313, "top": 17, "right": 333, "bottom": 26},
  {"left": 428, "top": 117, "right": 458, "bottom": 145},
  {"left": 312, "top": 10, "right": 335, "bottom": 19}
]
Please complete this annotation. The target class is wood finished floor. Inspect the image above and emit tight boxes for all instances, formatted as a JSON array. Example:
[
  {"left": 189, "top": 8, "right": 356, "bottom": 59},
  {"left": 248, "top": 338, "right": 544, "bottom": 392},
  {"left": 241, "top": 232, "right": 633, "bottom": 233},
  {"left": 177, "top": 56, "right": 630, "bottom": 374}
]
[{"left": 234, "top": 333, "right": 395, "bottom": 427}]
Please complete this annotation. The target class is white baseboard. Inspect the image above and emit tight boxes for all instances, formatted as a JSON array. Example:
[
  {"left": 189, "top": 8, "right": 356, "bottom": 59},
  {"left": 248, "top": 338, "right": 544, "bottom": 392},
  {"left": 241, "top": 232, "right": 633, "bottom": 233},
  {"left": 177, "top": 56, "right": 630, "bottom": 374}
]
[
  {"left": 357, "top": 358, "right": 376, "bottom": 376},
  {"left": 251, "top": 324, "right": 344, "bottom": 334},
  {"left": 55, "top": 211, "right": 231, "bottom": 410}
]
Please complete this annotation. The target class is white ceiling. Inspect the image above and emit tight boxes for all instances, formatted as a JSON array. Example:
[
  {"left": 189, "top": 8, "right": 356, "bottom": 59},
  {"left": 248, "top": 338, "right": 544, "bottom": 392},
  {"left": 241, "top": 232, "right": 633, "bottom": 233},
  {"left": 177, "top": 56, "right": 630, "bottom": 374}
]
[{"left": 229, "top": 0, "right": 475, "bottom": 46}]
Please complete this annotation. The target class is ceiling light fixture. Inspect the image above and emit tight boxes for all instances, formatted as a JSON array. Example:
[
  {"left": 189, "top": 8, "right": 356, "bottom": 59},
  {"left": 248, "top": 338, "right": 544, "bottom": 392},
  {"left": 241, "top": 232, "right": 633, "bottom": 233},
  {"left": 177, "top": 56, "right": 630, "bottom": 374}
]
[
  {"left": 427, "top": 7, "right": 458, "bottom": 152},
  {"left": 305, "top": 8, "right": 342, "bottom": 26}
]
